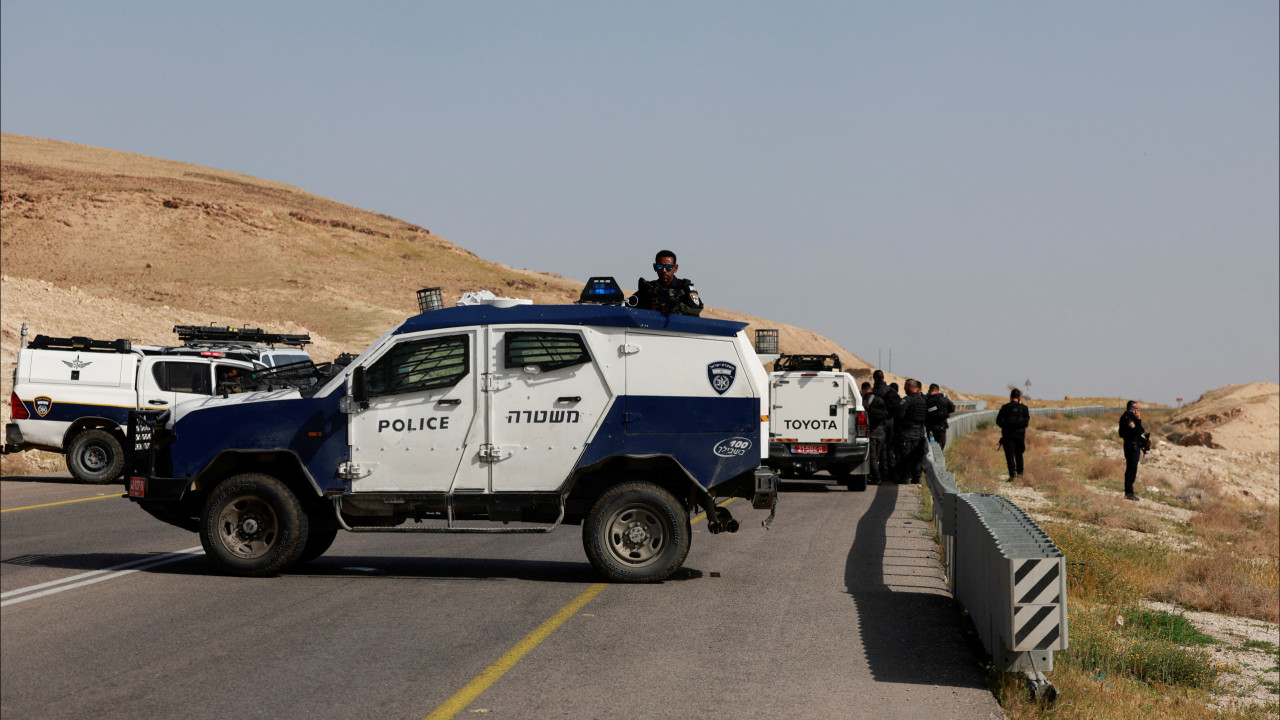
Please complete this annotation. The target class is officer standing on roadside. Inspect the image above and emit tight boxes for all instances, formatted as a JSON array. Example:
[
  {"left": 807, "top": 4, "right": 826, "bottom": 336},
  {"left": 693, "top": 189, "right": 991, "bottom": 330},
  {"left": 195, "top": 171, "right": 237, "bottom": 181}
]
[
  {"left": 628, "top": 250, "right": 703, "bottom": 316},
  {"left": 895, "top": 379, "right": 929, "bottom": 484},
  {"left": 861, "top": 381, "right": 888, "bottom": 485},
  {"left": 871, "top": 370, "right": 900, "bottom": 480},
  {"left": 925, "top": 383, "right": 955, "bottom": 450},
  {"left": 996, "top": 388, "right": 1030, "bottom": 480},
  {"left": 1118, "top": 400, "right": 1147, "bottom": 501}
]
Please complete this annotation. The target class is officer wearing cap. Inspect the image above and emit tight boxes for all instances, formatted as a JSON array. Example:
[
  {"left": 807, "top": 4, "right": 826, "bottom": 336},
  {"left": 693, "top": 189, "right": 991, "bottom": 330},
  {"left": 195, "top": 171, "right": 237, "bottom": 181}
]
[{"left": 629, "top": 250, "right": 703, "bottom": 316}]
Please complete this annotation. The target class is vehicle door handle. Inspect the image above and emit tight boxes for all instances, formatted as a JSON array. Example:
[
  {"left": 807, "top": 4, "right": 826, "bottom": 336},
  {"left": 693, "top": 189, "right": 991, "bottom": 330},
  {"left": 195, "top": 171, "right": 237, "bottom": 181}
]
[
  {"left": 437, "top": 398, "right": 462, "bottom": 406},
  {"left": 149, "top": 400, "right": 169, "bottom": 405},
  {"left": 557, "top": 396, "right": 582, "bottom": 403}
]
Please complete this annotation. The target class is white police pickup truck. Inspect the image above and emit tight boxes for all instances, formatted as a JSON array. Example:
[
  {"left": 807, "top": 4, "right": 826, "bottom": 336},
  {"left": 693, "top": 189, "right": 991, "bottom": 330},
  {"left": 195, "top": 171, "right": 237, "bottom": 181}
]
[
  {"left": 125, "top": 292, "right": 778, "bottom": 583},
  {"left": 4, "top": 327, "right": 310, "bottom": 483},
  {"left": 766, "top": 354, "right": 869, "bottom": 490}
]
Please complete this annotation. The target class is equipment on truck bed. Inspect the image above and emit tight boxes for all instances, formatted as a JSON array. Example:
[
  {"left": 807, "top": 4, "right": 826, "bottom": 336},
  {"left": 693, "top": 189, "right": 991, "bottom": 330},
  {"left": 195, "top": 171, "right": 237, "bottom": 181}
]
[
  {"left": 173, "top": 324, "right": 310, "bottom": 348},
  {"left": 773, "top": 354, "right": 841, "bottom": 372}
]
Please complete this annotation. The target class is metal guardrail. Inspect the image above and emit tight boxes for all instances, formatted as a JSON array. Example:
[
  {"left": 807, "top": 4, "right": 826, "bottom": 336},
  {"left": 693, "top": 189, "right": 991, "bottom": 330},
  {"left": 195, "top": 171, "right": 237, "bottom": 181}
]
[{"left": 922, "top": 404, "right": 1113, "bottom": 700}]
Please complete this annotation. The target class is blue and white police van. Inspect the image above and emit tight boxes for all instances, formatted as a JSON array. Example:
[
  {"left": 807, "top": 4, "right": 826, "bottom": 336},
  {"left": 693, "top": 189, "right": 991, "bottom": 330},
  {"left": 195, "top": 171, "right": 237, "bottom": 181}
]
[{"left": 125, "top": 288, "right": 779, "bottom": 583}]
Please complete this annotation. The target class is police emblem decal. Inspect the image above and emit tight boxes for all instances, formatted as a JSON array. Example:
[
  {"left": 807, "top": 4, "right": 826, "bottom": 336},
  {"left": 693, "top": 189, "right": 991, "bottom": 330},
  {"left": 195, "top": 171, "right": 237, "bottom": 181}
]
[
  {"left": 34, "top": 396, "right": 53, "bottom": 418},
  {"left": 707, "top": 362, "right": 736, "bottom": 395}
]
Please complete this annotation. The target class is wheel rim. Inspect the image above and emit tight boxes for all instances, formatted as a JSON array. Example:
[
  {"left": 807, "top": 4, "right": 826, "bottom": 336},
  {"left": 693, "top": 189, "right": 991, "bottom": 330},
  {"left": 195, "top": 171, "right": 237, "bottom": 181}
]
[
  {"left": 604, "top": 502, "right": 666, "bottom": 568},
  {"left": 215, "top": 495, "right": 280, "bottom": 560},
  {"left": 80, "top": 442, "right": 110, "bottom": 472}
]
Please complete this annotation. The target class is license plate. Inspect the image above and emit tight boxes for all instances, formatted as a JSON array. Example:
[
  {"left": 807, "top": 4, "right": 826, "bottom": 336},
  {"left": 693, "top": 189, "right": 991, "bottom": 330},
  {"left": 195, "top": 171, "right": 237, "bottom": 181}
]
[
  {"left": 792, "top": 444, "right": 827, "bottom": 455},
  {"left": 128, "top": 477, "right": 146, "bottom": 498}
]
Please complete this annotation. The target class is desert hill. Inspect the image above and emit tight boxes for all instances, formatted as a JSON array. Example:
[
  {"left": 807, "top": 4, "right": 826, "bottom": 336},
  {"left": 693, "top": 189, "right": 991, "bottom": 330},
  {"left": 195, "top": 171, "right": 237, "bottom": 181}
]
[
  {"left": 1, "top": 133, "right": 904, "bottom": 474},
  {"left": 1168, "top": 383, "right": 1280, "bottom": 454}
]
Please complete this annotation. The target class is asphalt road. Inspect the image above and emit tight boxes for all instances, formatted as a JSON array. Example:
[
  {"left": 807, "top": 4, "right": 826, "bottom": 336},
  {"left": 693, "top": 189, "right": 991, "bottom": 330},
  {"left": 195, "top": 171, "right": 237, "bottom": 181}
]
[{"left": 1, "top": 474, "right": 1003, "bottom": 720}]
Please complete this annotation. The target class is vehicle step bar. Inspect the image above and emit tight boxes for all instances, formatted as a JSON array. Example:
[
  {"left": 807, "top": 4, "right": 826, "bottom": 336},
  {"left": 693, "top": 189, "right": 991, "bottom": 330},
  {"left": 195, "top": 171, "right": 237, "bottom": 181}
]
[{"left": 329, "top": 495, "right": 565, "bottom": 534}]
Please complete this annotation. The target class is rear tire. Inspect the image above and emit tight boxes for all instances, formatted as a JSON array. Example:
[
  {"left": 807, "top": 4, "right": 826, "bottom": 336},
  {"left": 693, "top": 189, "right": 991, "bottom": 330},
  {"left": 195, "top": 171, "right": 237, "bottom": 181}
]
[
  {"left": 583, "top": 482, "right": 690, "bottom": 583},
  {"left": 200, "top": 473, "right": 308, "bottom": 577},
  {"left": 66, "top": 429, "right": 124, "bottom": 484},
  {"left": 845, "top": 474, "right": 868, "bottom": 492}
]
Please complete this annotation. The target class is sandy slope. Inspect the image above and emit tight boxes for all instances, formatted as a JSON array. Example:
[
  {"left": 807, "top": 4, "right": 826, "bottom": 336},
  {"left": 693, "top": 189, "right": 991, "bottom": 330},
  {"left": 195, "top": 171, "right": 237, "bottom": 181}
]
[{"left": 1169, "top": 382, "right": 1280, "bottom": 453}]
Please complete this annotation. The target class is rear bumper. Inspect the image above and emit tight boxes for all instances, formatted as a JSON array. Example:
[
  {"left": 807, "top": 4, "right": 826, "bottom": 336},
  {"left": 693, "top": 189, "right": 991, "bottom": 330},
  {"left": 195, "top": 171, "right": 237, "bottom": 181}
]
[
  {"left": 126, "top": 475, "right": 191, "bottom": 503},
  {"left": 767, "top": 440, "right": 869, "bottom": 472}
]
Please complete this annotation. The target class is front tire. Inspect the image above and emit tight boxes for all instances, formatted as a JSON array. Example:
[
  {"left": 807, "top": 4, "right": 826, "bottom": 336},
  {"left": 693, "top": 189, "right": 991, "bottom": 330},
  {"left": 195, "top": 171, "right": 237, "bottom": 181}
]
[
  {"left": 66, "top": 429, "right": 124, "bottom": 484},
  {"left": 200, "top": 473, "right": 308, "bottom": 577},
  {"left": 583, "top": 482, "right": 690, "bottom": 583},
  {"left": 296, "top": 524, "right": 338, "bottom": 565}
]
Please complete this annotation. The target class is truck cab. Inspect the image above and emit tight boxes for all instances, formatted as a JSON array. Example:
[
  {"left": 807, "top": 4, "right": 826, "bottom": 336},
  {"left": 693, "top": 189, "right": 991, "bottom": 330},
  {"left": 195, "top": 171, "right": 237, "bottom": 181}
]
[
  {"left": 125, "top": 293, "right": 779, "bottom": 583},
  {"left": 766, "top": 354, "right": 870, "bottom": 490}
]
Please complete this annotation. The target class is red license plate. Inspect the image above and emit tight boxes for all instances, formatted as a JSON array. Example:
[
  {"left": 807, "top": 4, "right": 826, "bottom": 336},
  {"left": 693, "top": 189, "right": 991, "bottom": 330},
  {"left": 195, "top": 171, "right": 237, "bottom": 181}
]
[
  {"left": 128, "top": 477, "right": 146, "bottom": 498},
  {"left": 792, "top": 444, "right": 827, "bottom": 455}
]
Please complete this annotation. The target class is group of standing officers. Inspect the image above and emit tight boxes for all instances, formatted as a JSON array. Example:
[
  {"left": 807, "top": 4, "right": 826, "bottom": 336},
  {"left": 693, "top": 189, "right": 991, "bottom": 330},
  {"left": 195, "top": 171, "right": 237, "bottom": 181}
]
[
  {"left": 860, "top": 370, "right": 955, "bottom": 485},
  {"left": 630, "top": 250, "right": 1149, "bottom": 501}
]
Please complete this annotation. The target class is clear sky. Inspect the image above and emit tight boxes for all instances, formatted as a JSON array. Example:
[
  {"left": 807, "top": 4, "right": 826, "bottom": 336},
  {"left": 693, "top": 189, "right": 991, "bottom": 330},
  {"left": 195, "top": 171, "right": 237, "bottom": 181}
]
[{"left": 3, "top": 2, "right": 1276, "bottom": 405}]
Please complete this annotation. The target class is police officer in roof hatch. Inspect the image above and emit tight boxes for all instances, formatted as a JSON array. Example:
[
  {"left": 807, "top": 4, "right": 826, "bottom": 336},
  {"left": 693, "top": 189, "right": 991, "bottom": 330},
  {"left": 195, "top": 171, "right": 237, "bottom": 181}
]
[{"left": 629, "top": 250, "right": 703, "bottom": 316}]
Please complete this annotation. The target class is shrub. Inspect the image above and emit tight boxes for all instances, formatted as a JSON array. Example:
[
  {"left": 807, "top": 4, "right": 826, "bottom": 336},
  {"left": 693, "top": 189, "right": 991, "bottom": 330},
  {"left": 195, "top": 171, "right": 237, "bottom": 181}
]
[
  {"left": 1087, "top": 457, "right": 1124, "bottom": 481},
  {"left": 1060, "top": 605, "right": 1219, "bottom": 689}
]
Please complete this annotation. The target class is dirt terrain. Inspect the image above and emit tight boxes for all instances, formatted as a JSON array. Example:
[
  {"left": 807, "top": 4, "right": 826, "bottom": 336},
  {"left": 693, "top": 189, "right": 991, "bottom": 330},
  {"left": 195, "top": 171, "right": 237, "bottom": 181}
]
[{"left": 1168, "top": 382, "right": 1280, "bottom": 454}]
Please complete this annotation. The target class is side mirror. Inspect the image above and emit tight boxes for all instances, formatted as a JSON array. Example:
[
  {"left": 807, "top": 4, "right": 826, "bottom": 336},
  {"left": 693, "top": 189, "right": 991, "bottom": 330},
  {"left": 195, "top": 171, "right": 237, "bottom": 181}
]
[{"left": 341, "top": 366, "right": 369, "bottom": 413}]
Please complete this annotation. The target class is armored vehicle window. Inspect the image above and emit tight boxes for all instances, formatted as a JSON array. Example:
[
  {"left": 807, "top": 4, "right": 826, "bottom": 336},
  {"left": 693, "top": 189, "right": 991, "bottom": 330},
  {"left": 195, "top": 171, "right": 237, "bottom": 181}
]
[
  {"left": 367, "top": 335, "right": 469, "bottom": 397},
  {"left": 152, "top": 361, "right": 212, "bottom": 395},
  {"left": 504, "top": 332, "right": 590, "bottom": 372}
]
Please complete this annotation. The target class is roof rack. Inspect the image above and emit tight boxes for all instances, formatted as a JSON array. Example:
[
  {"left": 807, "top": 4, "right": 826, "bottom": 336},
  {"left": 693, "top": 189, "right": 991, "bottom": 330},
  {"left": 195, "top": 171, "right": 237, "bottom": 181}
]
[
  {"left": 774, "top": 353, "right": 842, "bottom": 372},
  {"left": 27, "top": 335, "right": 133, "bottom": 354},
  {"left": 173, "top": 324, "right": 311, "bottom": 348}
]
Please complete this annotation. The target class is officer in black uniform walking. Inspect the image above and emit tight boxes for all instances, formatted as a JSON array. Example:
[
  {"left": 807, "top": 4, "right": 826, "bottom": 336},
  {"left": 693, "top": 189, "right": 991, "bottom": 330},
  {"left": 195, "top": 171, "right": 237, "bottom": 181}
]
[
  {"left": 628, "top": 250, "right": 703, "bottom": 316},
  {"left": 996, "top": 388, "right": 1030, "bottom": 479},
  {"left": 895, "top": 379, "right": 929, "bottom": 484},
  {"left": 925, "top": 383, "right": 955, "bottom": 450},
  {"left": 1118, "top": 400, "right": 1148, "bottom": 501}
]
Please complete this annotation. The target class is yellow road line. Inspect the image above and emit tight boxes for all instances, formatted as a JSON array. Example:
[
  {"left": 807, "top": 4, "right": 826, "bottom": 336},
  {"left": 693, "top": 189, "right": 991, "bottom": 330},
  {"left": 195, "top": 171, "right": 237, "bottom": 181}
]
[
  {"left": 424, "top": 496, "right": 740, "bottom": 719},
  {"left": 423, "top": 583, "right": 609, "bottom": 719},
  {"left": 1, "top": 494, "right": 120, "bottom": 513}
]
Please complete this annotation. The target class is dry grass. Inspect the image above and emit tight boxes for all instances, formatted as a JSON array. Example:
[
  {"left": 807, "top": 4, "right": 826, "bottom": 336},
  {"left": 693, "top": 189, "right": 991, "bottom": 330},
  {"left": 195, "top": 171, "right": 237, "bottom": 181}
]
[{"left": 945, "top": 417, "right": 1280, "bottom": 719}]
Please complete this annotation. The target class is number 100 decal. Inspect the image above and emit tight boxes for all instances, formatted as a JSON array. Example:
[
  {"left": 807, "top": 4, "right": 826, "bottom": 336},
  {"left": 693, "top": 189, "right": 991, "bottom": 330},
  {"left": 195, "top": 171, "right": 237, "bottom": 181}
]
[{"left": 713, "top": 437, "right": 753, "bottom": 457}]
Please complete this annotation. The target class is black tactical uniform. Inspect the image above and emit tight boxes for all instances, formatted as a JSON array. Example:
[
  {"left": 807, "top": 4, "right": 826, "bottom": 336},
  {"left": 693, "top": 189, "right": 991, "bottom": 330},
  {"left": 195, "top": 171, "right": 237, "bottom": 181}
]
[
  {"left": 862, "top": 390, "right": 888, "bottom": 484},
  {"left": 995, "top": 400, "right": 1030, "bottom": 479},
  {"left": 896, "top": 390, "right": 928, "bottom": 484},
  {"left": 1118, "top": 408, "right": 1147, "bottom": 499},
  {"left": 926, "top": 392, "right": 955, "bottom": 450},
  {"left": 630, "top": 277, "right": 703, "bottom": 316},
  {"left": 872, "top": 380, "right": 901, "bottom": 478}
]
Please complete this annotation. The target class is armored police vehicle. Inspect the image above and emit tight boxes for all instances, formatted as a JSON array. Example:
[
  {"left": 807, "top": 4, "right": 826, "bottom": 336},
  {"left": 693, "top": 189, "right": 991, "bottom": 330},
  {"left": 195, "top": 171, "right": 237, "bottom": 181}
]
[
  {"left": 766, "top": 354, "right": 870, "bottom": 490},
  {"left": 5, "top": 326, "right": 310, "bottom": 483},
  {"left": 125, "top": 289, "right": 778, "bottom": 583}
]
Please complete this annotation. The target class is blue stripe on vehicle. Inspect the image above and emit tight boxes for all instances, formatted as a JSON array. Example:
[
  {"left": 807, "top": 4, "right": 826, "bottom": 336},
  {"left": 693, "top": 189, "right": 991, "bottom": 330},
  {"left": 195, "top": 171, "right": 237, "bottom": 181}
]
[
  {"left": 167, "top": 391, "right": 350, "bottom": 487},
  {"left": 13, "top": 400, "right": 132, "bottom": 426},
  {"left": 394, "top": 305, "right": 745, "bottom": 338},
  {"left": 578, "top": 396, "right": 760, "bottom": 491}
]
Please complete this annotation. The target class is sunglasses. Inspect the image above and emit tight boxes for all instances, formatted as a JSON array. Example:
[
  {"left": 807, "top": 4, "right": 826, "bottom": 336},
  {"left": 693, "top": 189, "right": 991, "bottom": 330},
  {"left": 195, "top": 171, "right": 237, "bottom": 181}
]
[{"left": 654, "top": 263, "right": 676, "bottom": 271}]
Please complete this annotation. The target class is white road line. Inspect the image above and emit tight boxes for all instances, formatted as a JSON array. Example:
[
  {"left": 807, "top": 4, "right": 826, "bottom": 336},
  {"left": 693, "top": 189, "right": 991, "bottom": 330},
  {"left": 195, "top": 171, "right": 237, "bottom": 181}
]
[{"left": 1, "top": 546, "right": 204, "bottom": 607}]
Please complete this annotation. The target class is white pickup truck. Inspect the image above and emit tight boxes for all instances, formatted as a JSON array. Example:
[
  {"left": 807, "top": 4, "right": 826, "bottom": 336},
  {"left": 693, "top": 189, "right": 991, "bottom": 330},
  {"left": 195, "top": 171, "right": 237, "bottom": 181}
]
[
  {"left": 5, "top": 327, "right": 310, "bottom": 483},
  {"left": 766, "top": 354, "right": 870, "bottom": 490}
]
